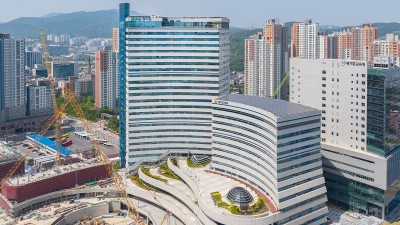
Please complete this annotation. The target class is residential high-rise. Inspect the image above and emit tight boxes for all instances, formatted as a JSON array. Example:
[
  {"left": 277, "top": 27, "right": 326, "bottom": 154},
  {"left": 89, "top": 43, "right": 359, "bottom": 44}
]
[
  {"left": 290, "top": 58, "right": 400, "bottom": 219},
  {"left": 26, "top": 79, "right": 53, "bottom": 117},
  {"left": 0, "top": 33, "right": 26, "bottom": 122},
  {"left": 373, "top": 34, "right": 400, "bottom": 59},
  {"left": 363, "top": 24, "right": 378, "bottom": 62},
  {"left": 75, "top": 74, "right": 94, "bottom": 97},
  {"left": 95, "top": 50, "right": 119, "bottom": 109},
  {"left": 244, "top": 19, "right": 288, "bottom": 99},
  {"left": 291, "top": 19, "right": 319, "bottom": 59},
  {"left": 351, "top": 24, "right": 377, "bottom": 61},
  {"left": 25, "top": 51, "right": 43, "bottom": 69},
  {"left": 337, "top": 30, "right": 352, "bottom": 60},
  {"left": 112, "top": 27, "right": 119, "bottom": 52},
  {"left": 119, "top": 3, "right": 230, "bottom": 167}
]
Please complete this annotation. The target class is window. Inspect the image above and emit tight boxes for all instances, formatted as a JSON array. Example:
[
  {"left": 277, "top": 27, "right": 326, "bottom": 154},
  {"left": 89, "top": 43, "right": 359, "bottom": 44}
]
[
  {"left": 322, "top": 104, "right": 326, "bottom": 107},
  {"left": 322, "top": 84, "right": 326, "bottom": 87},
  {"left": 322, "top": 70, "right": 327, "bottom": 74},
  {"left": 322, "top": 77, "right": 326, "bottom": 81}
]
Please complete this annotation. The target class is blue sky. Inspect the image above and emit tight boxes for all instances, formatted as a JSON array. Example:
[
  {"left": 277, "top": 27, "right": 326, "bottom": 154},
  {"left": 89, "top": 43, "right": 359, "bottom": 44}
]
[{"left": 1, "top": 0, "right": 399, "bottom": 28}]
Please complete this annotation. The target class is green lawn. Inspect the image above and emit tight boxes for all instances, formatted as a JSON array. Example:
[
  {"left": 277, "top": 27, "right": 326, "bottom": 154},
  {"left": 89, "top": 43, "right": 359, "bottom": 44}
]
[
  {"left": 187, "top": 157, "right": 211, "bottom": 168},
  {"left": 159, "top": 162, "right": 182, "bottom": 181},
  {"left": 210, "top": 192, "right": 268, "bottom": 215},
  {"left": 141, "top": 166, "right": 168, "bottom": 183},
  {"left": 130, "top": 174, "right": 157, "bottom": 191}
]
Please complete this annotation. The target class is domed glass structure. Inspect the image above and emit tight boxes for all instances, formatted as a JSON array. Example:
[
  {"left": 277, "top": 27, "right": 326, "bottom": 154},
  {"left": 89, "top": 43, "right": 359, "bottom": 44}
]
[{"left": 227, "top": 187, "right": 253, "bottom": 205}]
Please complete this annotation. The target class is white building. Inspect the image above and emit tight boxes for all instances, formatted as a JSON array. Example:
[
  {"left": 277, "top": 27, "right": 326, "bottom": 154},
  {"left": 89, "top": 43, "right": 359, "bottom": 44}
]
[
  {"left": 244, "top": 19, "right": 289, "bottom": 99},
  {"left": 95, "top": 50, "right": 119, "bottom": 109},
  {"left": 27, "top": 80, "right": 53, "bottom": 117},
  {"left": 290, "top": 58, "right": 400, "bottom": 219},
  {"left": 0, "top": 33, "right": 26, "bottom": 122},
  {"left": 120, "top": 10, "right": 230, "bottom": 166},
  {"left": 211, "top": 94, "right": 328, "bottom": 224},
  {"left": 291, "top": 20, "right": 319, "bottom": 59}
]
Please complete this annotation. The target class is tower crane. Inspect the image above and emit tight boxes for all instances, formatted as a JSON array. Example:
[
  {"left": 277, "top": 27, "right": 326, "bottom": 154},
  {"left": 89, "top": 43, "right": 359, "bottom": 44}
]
[{"left": 40, "top": 28, "right": 62, "bottom": 166}]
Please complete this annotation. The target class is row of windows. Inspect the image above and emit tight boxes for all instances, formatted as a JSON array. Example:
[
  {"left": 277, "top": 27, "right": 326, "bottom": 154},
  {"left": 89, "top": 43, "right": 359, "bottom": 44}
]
[
  {"left": 128, "top": 147, "right": 210, "bottom": 153},
  {"left": 128, "top": 68, "right": 220, "bottom": 72},
  {"left": 129, "top": 85, "right": 218, "bottom": 90},
  {"left": 321, "top": 157, "right": 374, "bottom": 173},
  {"left": 213, "top": 108, "right": 277, "bottom": 131},
  {"left": 127, "top": 32, "right": 220, "bottom": 35},
  {"left": 213, "top": 117, "right": 276, "bottom": 142},
  {"left": 214, "top": 152, "right": 276, "bottom": 184},
  {"left": 323, "top": 164, "right": 374, "bottom": 182},
  {"left": 280, "top": 184, "right": 326, "bottom": 202},
  {"left": 127, "top": 73, "right": 219, "bottom": 78},
  {"left": 128, "top": 56, "right": 220, "bottom": 60},
  {"left": 130, "top": 117, "right": 210, "bottom": 122},
  {"left": 129, "top": 80, "right": 219, "bottom": 85},
  {"left": 129, "top": 141, "right": 210, "bottom": 146},
  {"left": 127, "top": 44, "right": 220, "bottom": 47},
  {"left": 278, "top": 127, "right": 320, "bottom": 139},
  {"left": 281, "top": 194, "right": 326, "bottom": 212},
  {"left": 212, "top": 160, "right": 276, "bottom": 200},
  {"left": 278, "top": 166, "right": 322, "bottom": 182},
  {"left": 129, "top": 135, "right": 210, "bottom": 140},
  {"left": 129, "top": 122, "right": 210, "bottom": 127},
  {"left": 280, "top": 203, "right": 326, "bottom": 224},
  {"left": 278, "top": 143, "right": 320, "bottom": 157},
  {"left": 279, "top": 174, "right": 324, "bottom": 192},
  {"left": 128, "top": 99, "right": 211, "bottom": 103},
  {"left": 128, "top": 38, "right": 220, "bottom": 41},
  {"left": 129, "top": 129, "right": 212, "bottom": 134},
  {"left": 129, "top": 111, "right": 211, "bottom": 116},
  {"left": 278, "top": 148, "right": 320, "bottom": 164},
  {"left": 128, "top": 50, "right": 220, "bottom": 53},
  {"left": 128, "top": 92, "right": 219, "bottom": 97},
  {"left": 277, "top": 135, "right": 320, "bottom": 148},
  {"left": 214, "top": 126, "right": 276, "bottom": 149},
  {"left": 277, "top": 158, "right": 321, "bottom": 173},
  {"left": 321, "top": 148, "right": 375, "bottom": 164},
  {"left": 213, "top": 140, "right": 276, "bottom": 169},
  {"left": 278, "top": 119, "right": 320, "bottom": 131},
  {"left": 128, "top": 62, "right": 220, "bottom": 66},
  {"left": 128, "top": 105, "right": 211, "bottom": 110}
]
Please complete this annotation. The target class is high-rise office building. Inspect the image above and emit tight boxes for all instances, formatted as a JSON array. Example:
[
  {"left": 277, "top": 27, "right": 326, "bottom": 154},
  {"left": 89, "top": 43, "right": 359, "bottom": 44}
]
[
  {"left": 51, "top": 62, "right": 78, "bottom": 81},
  {"left": 211, "top": 94, "right": 328, "bottom": 224},
  {"left": 291, "top": 19, "right": 319, "bottom": 59},
  {"left": 95, "top": 50, "right": 119, "bottom": 109},
  {"left": 0, "top": 33, "right": 26, "bottom": 122},
  {"left": 119, "top": 3, "right": 230, "bottom": 167},
  {"left": 112, "top": 27, "right": 119, "bottom": 52},
  {"left": 25, "top": 51, "right": 43, "bottom": 69},
  {"left": 244, "top": 19, "right": 288, "bottom": 99},
  {"left": 290, "top": 58, "right": 400, "bottom": 219}
]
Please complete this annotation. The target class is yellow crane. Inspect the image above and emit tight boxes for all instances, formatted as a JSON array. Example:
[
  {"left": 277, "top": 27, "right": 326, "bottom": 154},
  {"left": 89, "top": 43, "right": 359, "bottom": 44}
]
[
  {"left": 272, "top": 70, "right": 290, "bottom": 99},
  {"left": 40, "top": 28, "right": 62, "bottom": 166},
  {"left": 0, "top": 93, "right": 74, "bottom": 189}
]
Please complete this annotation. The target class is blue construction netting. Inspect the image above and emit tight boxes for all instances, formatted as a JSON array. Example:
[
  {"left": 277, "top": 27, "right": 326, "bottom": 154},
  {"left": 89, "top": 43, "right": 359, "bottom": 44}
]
[{"left": 27, "top": 134, "right": 73, "bottom": 156}]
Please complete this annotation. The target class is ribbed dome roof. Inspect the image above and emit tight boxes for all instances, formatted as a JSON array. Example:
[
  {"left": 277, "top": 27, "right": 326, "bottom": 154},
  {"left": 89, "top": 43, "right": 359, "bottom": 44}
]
[
  {"left": 190, "top": 155, "right": 210, "bottom": 165},
  {"left": 227, "top": 187, "right": 253, "bottom": 205}
]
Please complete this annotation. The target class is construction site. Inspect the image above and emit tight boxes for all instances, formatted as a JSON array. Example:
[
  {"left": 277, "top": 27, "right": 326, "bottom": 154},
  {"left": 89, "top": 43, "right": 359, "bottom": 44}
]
[{"left": 0, "top": 28, "right": 171, "bottom": 225}]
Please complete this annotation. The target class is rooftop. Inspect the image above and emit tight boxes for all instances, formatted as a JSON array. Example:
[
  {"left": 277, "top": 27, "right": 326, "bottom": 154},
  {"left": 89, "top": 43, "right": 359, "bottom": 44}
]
[
  {"left": 0, "top": 142, "right": 20, "bottom": 163},
  {"left": 217, "top": 94, "right": 319, "bottom": 118},
  {"left": 27, "top": 134, "right": 73, "bottom": 156},
  {"left": 8, "top": 161, "right": 102, "bottom": 186}
]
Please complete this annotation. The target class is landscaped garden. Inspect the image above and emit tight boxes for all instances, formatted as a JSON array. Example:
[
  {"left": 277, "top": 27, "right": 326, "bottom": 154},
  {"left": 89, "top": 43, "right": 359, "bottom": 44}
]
[
  {"left": 141, "top": 166, "right": 168, "bottom": 183},
  {"left": 159, "top": 162, "right": 182, "bottom": 181},
  {"left": 210, "top": 191, "right": 268, "bottom": 215}
]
